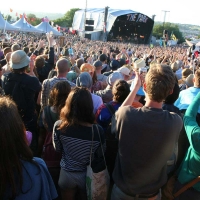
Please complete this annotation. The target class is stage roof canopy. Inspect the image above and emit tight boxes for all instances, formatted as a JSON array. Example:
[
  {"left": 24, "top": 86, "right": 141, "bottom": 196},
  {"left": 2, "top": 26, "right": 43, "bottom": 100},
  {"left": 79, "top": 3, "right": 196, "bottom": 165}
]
[{"left": 72, "top": 8, "right": 153, "bottom": 32}]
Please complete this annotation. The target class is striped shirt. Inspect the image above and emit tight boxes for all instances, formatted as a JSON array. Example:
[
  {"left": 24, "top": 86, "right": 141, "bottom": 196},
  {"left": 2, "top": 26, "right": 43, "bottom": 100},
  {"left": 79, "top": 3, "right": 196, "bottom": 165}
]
[
  {"left": 41, "top": 76, "right": 76, "bottom": 109},
  {"left": 53, "top": 121, "right": 105, "bottom": 172}
]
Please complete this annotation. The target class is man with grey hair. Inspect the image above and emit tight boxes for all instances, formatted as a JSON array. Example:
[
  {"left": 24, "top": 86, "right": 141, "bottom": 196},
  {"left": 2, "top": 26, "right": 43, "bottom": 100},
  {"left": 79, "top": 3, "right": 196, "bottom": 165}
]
[{"left": 11, "top": 43, "right": 21, "bottom": 52}]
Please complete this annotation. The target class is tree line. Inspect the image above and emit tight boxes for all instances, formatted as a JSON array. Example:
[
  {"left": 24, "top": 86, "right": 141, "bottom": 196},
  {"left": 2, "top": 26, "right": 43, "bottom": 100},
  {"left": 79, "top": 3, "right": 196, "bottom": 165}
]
[{"left": 2, "top": 9, "right": 192, "bottom": 43}]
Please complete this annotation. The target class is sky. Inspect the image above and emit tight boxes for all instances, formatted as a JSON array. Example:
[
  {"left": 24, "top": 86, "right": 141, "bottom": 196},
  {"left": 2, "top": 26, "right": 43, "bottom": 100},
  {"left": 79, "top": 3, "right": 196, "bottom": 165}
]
[{"left": 1, "top": 0, "right": 200, "bottom": 26}]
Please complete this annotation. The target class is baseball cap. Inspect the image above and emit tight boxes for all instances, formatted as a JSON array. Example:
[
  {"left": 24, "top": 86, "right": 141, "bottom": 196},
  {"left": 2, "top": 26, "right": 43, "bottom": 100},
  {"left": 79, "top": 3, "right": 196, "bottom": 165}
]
[
  {"left": 110, "top": 60, "right": 120, "bottom": 70},
  {"left": 10, "top": 50, "right": 30, "bottom": 69},
  {"left": 117, "top": 66, "right": 130, "bottom": 76},
  {"left": 93, "top": 60, "right": 102, "bottom": 68}
]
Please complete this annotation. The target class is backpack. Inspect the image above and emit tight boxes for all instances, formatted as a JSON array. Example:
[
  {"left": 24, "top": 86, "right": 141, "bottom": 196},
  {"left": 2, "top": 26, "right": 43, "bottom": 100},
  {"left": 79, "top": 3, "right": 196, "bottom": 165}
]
[
  {"left": 104, "top": 103, "right": 118, "bottom": 177},
  {"left": 4, "top": 74, "right": 28, "bottom": 119},
  {"left": 42, "top": 106, "right": 61, "bottom": 168}
]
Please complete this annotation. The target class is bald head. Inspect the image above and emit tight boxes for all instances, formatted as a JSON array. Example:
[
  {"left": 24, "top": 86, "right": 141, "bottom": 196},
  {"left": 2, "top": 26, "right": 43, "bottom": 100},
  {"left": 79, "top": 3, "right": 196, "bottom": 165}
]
[
  {"left": 56, "top": 58, "right": 70, "bottom": 74},
  {"left": 5, "top": 52, "right": 12, "bottom": 62}
]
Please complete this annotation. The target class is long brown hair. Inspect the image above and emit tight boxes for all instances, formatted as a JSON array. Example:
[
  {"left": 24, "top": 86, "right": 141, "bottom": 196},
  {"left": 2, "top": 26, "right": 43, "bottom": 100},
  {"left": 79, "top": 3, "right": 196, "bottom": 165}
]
[
  {"left": 0, "top": 96, "right": 33, "bottom": 199},
  {"left": 59, "top": 87, "right": 95, "bottom": 130},
  {"left": 48, "top": 81, "right": 71, "bottom": 113}
]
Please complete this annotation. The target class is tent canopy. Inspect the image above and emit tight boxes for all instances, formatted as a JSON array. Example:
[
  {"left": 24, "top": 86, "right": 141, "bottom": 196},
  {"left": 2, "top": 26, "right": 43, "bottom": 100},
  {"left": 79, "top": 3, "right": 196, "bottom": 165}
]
[
  {"left": 11, "top": 16, "right": 43, "bottom": 33},
  {"left": 72, "top": 8, "right": 152, "bottom": 32},
  {"left": 35, "top": 22, "right": 62, "bottom": 36},
  {"left": 0, "top": 13, "right": 19, "bottom": 31}
]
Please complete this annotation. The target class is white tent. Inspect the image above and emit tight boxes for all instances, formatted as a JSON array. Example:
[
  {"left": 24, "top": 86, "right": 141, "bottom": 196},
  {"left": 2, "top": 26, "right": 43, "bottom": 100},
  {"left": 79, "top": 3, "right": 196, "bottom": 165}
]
[
  {"left": 72, "top": 8, "right": 140, "bottom": 32},
  {"left": 11, "top": 16, "right": 43, "bottom": 33},
  {"left": 0, "top": 12, "right": 19, "bottom": 31},
  {"left": 35, "top": 21, "right": 62, "bottom": 36}
]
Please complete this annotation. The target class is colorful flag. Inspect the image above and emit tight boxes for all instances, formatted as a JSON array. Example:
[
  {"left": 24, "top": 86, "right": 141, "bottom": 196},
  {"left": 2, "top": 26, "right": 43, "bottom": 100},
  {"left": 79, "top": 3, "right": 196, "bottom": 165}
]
[
  {"left": 172, "top": 34, "right": 177, "bottom": 41},
  {"left": 10, "top": 8, "right": 13, "bottom": 12},
  {"left": 24, "top": 13, "right": 27, "bottom": 19},
  {"left": 159, "top": 38, "right": 163, "bottom": 47},
  {"left": 42, "top": 17, "right": 49, "bottom": 22},
  {"left": 16, "top": 12, "right": 18, "bottom": 16}
]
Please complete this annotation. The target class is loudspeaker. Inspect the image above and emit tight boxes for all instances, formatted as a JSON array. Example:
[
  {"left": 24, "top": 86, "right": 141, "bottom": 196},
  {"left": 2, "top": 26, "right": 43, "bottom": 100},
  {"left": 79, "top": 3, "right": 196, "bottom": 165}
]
[
  {"left": 85, "top": 26, "right": 94, "bottom": 31},
  {"left": 86, "top": 20, "right": 94, "bottom": 25},
  {"left": 85, "top": 33, "right": 91, "bottom": 40}
]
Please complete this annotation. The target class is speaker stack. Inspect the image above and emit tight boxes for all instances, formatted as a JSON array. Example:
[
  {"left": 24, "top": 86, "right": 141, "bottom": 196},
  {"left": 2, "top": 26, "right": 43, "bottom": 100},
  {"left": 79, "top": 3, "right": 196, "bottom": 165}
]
[{"left": 85, "top": 19, "right": 94, "bottom": 31}]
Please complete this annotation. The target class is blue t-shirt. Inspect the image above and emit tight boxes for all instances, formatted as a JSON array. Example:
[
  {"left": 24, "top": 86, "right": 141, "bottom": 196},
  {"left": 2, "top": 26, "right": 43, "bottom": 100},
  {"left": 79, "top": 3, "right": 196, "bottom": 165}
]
[
  {"left": 96, "top": 101, "right": 121, "bottom": 131},
  {"left": 68, "top": 48, "right": 73, "bottom": 55}
]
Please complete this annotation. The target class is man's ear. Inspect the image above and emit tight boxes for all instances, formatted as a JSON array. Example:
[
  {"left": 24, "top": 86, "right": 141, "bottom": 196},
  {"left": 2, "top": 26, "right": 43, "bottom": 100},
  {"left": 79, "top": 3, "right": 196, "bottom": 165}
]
[{"left": 143, "top": 82, "right": 147, "bottom": 92}]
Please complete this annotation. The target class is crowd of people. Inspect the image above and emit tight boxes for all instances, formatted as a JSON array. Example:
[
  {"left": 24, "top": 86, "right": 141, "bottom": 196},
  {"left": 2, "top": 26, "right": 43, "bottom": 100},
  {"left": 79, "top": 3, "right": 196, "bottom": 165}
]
[{"left": 0, "top": 31, "right": 200, "bottom": 200}]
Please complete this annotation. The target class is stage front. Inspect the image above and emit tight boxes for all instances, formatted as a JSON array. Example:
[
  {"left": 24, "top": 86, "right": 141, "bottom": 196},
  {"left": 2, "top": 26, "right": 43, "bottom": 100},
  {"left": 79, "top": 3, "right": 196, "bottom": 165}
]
[
  {"left": 72, "top": 8, "right": 154, "bottom": 44},
  {"left": 108, "top": 13, "right": 154, "bottom": 44}
]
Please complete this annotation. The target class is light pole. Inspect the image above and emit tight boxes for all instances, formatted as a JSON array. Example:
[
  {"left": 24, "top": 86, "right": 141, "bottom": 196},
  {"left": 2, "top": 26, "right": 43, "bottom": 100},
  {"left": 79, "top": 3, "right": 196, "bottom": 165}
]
[{"left": 162, "top": 10, "right": 170, "bottom": 30}]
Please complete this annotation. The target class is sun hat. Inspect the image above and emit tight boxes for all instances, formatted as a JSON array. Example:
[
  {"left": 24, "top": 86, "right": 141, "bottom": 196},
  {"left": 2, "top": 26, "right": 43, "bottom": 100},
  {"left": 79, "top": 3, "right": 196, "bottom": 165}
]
[
  {"left": 106, "top": 71, "right": 124, "bottom": 86},
  {"left": 10, "top": 50, "right": 30, "bottom": 69},
  {"left": 76, "top": 72, "right": 93, "bottom": 89},
  {"left": 134, "top": 59, "right": 146, "bottom": 69}
]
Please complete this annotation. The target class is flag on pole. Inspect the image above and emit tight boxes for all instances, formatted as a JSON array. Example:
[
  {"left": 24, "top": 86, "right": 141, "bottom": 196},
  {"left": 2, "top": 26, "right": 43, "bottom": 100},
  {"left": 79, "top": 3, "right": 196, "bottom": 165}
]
[
  {"left": 170, "top": 31, "right": 177, "bottom": 41},
  {"left": 42, "top": 16, "right": 49, "bottom": 22},
  {"left": 159, "top": 38, "right": 163, "bottom": 47},
  {"left": 172, "top": 34, "right": 177, "bottom": 41},
  {"left": 10, "top": 8, "right": 13, "bottom": 12}
]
